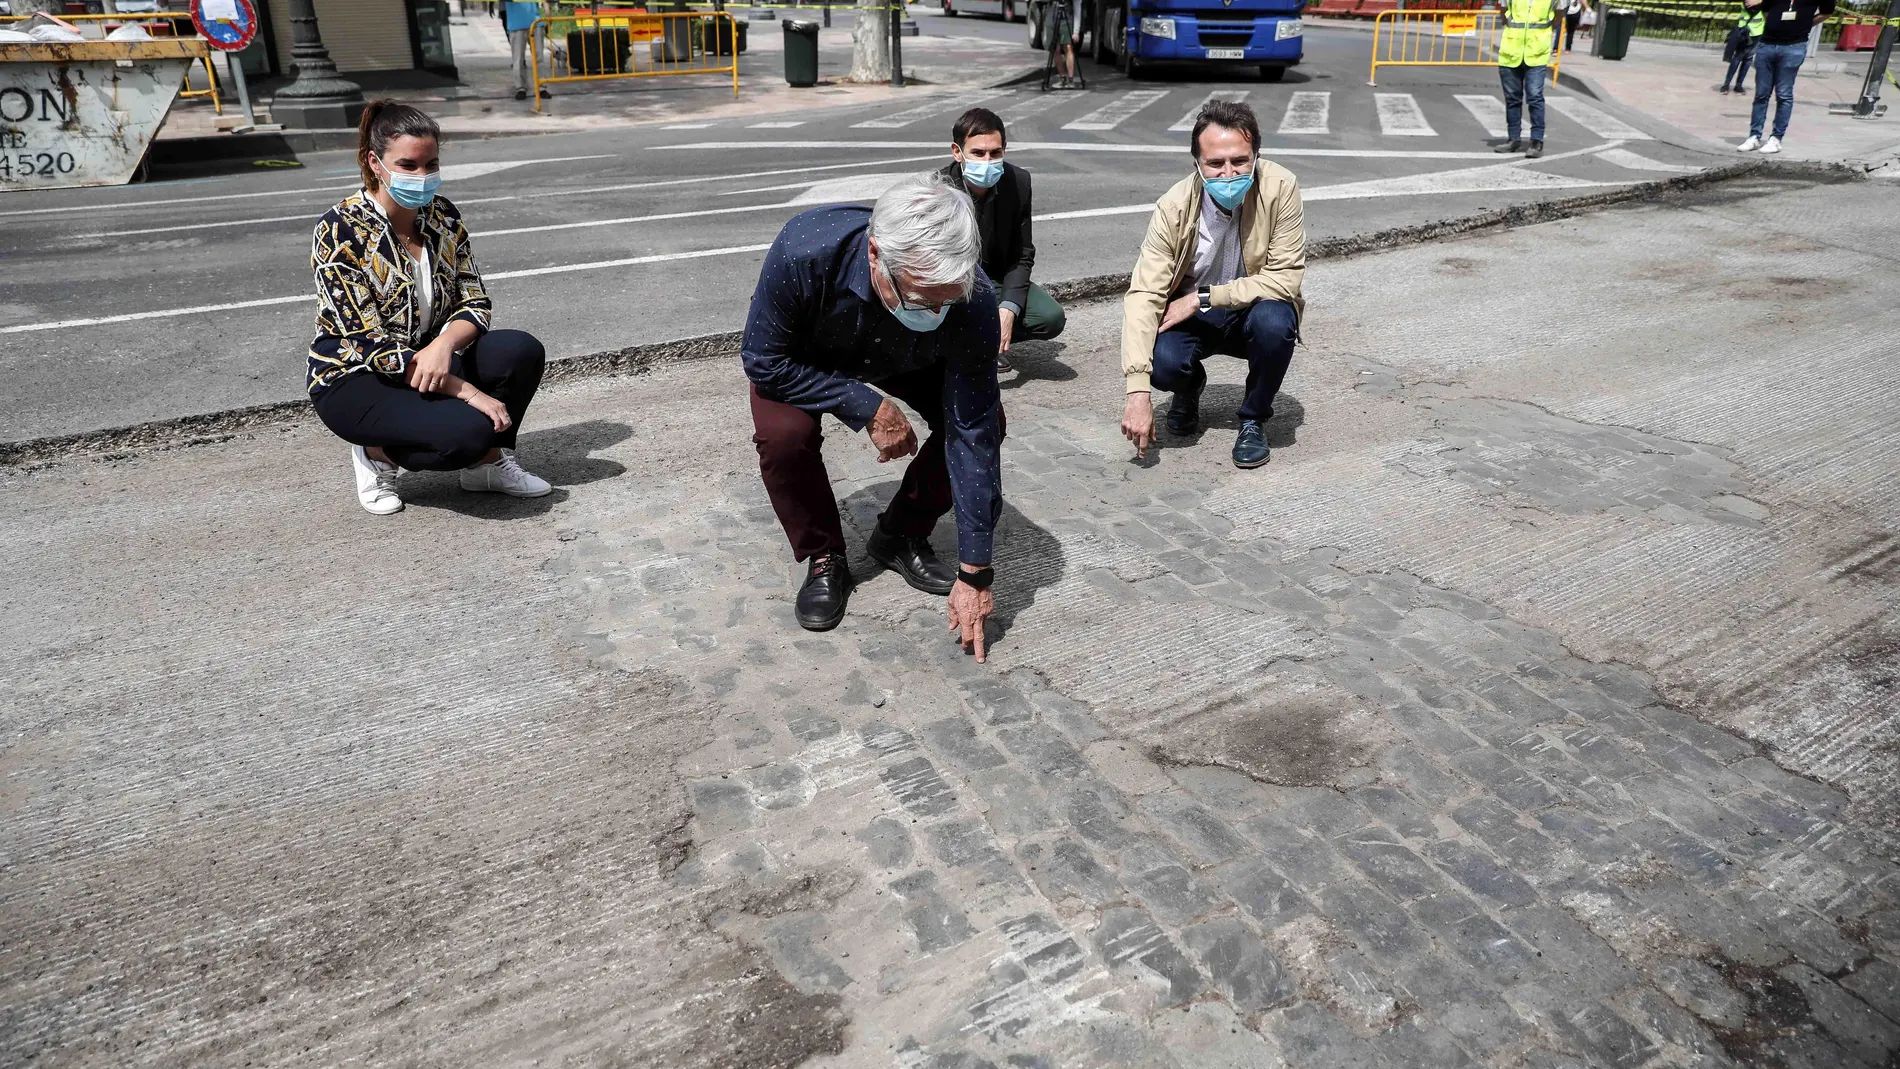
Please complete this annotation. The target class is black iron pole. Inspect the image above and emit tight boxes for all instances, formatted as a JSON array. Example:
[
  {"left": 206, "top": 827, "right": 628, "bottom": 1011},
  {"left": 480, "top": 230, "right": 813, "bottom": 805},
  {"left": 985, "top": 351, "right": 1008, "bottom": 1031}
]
[{"left": 890, "top": 1, "right": 905, "bottom": 86}]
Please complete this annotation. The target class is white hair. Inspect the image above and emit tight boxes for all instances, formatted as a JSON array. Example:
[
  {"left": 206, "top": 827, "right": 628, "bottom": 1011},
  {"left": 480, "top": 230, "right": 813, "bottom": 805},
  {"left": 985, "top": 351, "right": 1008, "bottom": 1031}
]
[{"left": 869, "top": 172, "right": 982, "bottom": 295}]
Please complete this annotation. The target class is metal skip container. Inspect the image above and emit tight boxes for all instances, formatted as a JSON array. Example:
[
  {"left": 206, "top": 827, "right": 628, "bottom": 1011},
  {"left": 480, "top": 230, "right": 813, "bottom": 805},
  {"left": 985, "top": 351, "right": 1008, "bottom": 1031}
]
[{"left": 0, "top": 38, "right": 210, "bottom": 191}]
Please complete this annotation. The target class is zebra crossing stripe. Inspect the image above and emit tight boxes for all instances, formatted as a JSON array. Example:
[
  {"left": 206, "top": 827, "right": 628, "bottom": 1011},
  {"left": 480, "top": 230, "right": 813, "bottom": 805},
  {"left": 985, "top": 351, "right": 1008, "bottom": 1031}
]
[
  {"left": 1064, "top": 90, "right": 1170, "bottom": 131},
  {"left": 1549, "top": 98, "right": 1653, "bottom": 140},
  {"left": 852, "top": 91, "right": 1011, "bottom": 130},
  {"left": 1374, "top": 93, "right": 1437, "bottom": 136},
  {"left": 1456, "top": 95, "right": 1509, "bottom": 138},
  {"left": 662, "top": 123, "right": 717, "bottom": 130},
  {"left": 1595, "top": 148, "right": 1699, "bottom": 173},
  {"left": 998, "top": 93, "right": 1069, "bottom": 120},
  {"left": 1459, "top": 96, "right": 1504, "bottom": 139},
  {"left": 750, "top": 121, "right": 807, "bottom": 129},
  {"left": 1168, "top": 90, "right": 1248, "bottom": 133},
  {"left": 1277, "top": 91, "right": 1331, "bottom": 136}
]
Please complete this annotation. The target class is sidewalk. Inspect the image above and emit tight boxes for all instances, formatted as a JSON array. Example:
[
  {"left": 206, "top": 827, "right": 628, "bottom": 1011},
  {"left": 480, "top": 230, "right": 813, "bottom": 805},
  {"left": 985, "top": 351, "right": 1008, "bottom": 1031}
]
[
  {"left": 5, "top": 172, "right": 1897, "bottom": 1067},
  {"left": 155, "top": 7, "right": 1037, "bottom": 143},
  {"left": 1561, "top": 39, "right": 1899, "bottom": 166}
]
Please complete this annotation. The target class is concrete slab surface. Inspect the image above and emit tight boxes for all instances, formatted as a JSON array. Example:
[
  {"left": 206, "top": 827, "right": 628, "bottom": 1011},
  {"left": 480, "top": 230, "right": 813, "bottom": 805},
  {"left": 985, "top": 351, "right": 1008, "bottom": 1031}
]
[{"left": 3, "top": 172, "right": 1897, "bottom": 1067}]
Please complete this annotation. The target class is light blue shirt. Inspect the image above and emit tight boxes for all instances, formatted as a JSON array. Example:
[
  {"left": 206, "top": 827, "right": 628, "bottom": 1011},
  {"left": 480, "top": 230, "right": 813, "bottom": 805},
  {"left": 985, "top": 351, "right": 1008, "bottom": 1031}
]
[{"left": 502, "top": 1, "right": 541, "bottom": 34}]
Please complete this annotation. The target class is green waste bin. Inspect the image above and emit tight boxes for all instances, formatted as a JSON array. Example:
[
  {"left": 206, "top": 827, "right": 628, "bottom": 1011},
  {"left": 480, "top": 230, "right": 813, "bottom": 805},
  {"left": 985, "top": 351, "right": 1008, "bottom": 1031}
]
[
  {"left": 783, "top": 18, "right": 819, "bottom": 86},
  {"left": 1599, "top": 8, "right": 1637, "bottom": 60}
]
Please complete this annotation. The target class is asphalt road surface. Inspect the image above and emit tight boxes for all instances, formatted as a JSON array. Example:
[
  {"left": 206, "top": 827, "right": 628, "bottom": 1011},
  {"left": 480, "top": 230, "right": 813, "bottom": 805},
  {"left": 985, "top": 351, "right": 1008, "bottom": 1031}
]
[{"left": 0, "top": 23, "right": 1714, "bottom": 443}]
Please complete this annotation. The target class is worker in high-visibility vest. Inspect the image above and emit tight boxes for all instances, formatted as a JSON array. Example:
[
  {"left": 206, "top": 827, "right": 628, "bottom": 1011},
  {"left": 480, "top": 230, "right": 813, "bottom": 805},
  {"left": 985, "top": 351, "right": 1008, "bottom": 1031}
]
[
  {"left": 1721, "top": 6, "right": 1766, "bottom": 95},
  {"left": 1494, "top": 0, "right": 1560, "bottom": 159}
]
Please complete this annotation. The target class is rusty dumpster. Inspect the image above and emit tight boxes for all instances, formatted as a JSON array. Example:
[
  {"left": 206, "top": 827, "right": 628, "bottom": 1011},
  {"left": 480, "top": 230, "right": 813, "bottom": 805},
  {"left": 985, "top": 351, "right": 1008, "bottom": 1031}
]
[{"left": 0, "top": 38, "right": 210, "bottom": 190}]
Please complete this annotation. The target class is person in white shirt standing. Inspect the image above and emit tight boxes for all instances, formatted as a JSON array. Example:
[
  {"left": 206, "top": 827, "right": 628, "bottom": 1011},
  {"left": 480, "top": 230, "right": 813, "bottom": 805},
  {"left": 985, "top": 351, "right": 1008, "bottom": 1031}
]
[{"left": 501, "top": 0, "right": 550, "bottom": 101}]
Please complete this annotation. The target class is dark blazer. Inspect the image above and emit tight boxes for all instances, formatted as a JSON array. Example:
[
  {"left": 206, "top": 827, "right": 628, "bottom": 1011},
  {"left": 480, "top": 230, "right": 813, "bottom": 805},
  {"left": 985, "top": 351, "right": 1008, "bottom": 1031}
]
[{"left": 939, "top": 160, "right": 1036, "bottom": 313}]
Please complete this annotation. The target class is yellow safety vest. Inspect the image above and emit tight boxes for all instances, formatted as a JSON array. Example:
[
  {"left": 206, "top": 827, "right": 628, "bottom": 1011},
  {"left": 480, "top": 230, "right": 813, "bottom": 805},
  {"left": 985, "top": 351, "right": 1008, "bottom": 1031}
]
[
  {"left": 1498, "top": 0, "right": 1555, "bottom": 68},
  {"left": 1736, "top": 9, "right": 1764, "bottom": 35}
]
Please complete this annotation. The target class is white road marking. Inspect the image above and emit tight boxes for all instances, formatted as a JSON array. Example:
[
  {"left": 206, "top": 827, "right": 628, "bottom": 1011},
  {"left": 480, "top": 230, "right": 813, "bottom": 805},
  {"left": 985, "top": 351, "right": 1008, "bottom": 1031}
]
[
  {"left": 788, "top": 172, "right": 914, "bottom": 204},
  {"left": 0, "top": 243, "right": 776, "bottom": 335},
  {"left": 3, "top": 154, "right": 616, "bottom": 222},
  {"left": 852, "top": 90, "right": 1009, "bottom": 129},
  {"left": 436, "top": 154, "right": 616, "bottom": 180},
  {"left": 1375, "top": 93, "right": 1437, "bottom": 136},
  {"left": 749, "top": 120, "right": 807, "bottom": 128},
  {"left": 68, "top": 155, "right": 948, "bottom": 240},
  {"left": 1595, "top": 147, "right": 1700, "bottom": 173},
  {"left": 1549, "top": 97, "right": 1654, "bottom": 140},
  {"left": 0, "top": 182, "right": 359, "bottom": 220},
  {"left": 658, "top": 140, "right": 1507, "bottom": 160},
  {"left": 662, "top": 122, "right": 717, "bottom": 129},
  {"left": 997, "top": 93, "right": 1068, "bottom": 120},
  {"left": 1169, "top": 90, "right": 1247, "bottom": 133},
  {"left": 476, "top": 200, "right": 799, "bottom": 238},
  {"left": 1277, "top": 91, "right": 1331, "bottom": 136},
  {"left": 14, "top": 146, "right": 1634, "bottom": 335},
  {"left": 1456, "top": 94, "right": 1509, "bottom": 138},
  {"left": 1064, "top": 89, "right": 1169, "bottom": 131}
]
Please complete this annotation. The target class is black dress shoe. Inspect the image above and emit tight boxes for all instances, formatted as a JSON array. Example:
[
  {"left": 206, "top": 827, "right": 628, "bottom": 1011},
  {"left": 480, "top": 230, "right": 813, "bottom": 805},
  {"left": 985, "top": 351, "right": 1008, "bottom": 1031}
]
[
  {"left": 1494, "top": 139, "right": 1523, "bottom": 154},
  {"left": 1526, "top": 140, "right": 1545, "bottom": 159},
  {"left": 795, "top": 552, "right": 852, "bottom": 631},
  {"left": 1165, "top": 367, "right": 1205, "bottom": 436},
  {"left": 867, "top": 525, "right": 957, "bottom": 595}
]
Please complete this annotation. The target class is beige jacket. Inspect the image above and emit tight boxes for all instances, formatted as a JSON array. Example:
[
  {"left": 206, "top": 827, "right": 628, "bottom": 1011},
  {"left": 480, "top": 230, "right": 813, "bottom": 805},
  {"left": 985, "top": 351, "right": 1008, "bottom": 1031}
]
[{"left": 1120, "top": 161, "right": 1306, "bottom": 393}]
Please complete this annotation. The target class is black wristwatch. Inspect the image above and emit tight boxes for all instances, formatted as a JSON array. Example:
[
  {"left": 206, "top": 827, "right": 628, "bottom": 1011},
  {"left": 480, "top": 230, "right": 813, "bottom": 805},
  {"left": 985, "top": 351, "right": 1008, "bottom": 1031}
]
[
  {"left": 1197, "top": 285, "right": 1212, "bottom": 313},
  {"left": 958, "top": 565, "right": 995, "bottom": 590}
]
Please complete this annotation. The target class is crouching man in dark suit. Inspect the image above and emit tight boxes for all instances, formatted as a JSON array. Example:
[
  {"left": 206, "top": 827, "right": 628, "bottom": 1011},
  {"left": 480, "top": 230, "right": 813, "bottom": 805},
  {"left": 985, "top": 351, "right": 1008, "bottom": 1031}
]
[{"left": 938, "top": 107, "right": 1066, "bottom": 373}]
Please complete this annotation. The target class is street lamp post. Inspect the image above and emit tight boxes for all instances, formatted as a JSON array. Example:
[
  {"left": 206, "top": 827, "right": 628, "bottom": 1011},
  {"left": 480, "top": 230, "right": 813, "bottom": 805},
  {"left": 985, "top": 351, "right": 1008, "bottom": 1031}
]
[{"left": 271, "top": 0, "right": 367, "bottom": 129}]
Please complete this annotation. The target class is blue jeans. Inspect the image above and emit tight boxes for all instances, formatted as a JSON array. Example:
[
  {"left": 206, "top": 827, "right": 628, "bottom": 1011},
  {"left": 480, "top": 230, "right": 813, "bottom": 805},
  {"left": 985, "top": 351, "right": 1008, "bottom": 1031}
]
[
  {"left": 1499, "top": 63, "right": 1547, "bottom": 142},
  {"left": 1724, "top": 45, "right": 1753, "bottom": 91},
  {"left": 1751, "top": 41, "right": 1806, "bottom": 138},
  {"left": 1151, "top": 300, "right": 1298, "bottom": 423}
]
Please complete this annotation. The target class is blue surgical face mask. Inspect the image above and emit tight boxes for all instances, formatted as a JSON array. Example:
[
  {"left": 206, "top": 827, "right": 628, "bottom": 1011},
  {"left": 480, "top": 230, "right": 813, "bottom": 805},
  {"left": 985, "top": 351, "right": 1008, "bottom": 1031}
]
[
  {"left": 380, "top": 158, "right": 442, "bottom": 209},
  {"left": 879, "top": 263, "right": 952, "bottom": 332},
  {"left": 961, "top": 158, "right": 1004, "bottom": 189},
  {"left": 1204, "top": 168, "right": 1254, "bottom": 213}
]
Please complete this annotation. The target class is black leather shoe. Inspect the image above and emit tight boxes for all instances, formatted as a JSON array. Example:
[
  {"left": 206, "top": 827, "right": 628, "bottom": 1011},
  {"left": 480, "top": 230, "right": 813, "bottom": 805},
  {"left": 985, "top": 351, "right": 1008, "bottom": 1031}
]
[
  {"left": 1494, "top": 140, "right": 1523, "bottom": 154},
  {"left": 795, "top": 552, "right": 852, "bottom": 631},
  {"left": 867, "top": 525, "right": 957, "bottom": 596},
  {"left": 1526, "top": 140, "right": 1545, "bottom": 159},
  {"left": 1165, "top": 369, "right": 1205, "bottom": 436}
]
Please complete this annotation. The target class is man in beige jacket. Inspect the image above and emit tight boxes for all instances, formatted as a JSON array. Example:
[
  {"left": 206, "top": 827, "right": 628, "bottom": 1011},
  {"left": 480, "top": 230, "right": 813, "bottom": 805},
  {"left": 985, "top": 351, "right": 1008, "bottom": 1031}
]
[{"left": 1119, "top": 99, "right": 1304, "bottom": 468}]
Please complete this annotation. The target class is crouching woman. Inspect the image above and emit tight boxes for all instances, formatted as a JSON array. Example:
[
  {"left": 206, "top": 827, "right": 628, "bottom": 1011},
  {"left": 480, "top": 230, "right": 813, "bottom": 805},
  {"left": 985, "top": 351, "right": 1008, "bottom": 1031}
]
[{"left": 308, "top": 100, "right": 551, "bottom": 514}]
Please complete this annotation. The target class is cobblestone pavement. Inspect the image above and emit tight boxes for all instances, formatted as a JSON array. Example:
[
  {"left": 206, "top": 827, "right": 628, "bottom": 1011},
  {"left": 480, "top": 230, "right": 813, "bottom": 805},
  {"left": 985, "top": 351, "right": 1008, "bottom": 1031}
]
[{"left": 3, "top": 173, "right": 1897, "bottom": 1067}]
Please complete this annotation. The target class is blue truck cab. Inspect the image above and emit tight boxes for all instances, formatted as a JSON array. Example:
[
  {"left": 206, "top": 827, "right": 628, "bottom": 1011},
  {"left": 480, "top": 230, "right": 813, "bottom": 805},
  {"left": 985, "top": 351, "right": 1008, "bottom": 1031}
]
[{"left": 1101, "top": 0, "right": 1304, "bottom": 80}]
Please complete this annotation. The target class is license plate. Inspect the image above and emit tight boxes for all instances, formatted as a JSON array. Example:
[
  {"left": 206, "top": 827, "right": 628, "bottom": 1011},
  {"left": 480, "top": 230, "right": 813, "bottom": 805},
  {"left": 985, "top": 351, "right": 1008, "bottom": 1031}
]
[{"left": 1204, "top": 47, "right": 1245, "bottom": 58}]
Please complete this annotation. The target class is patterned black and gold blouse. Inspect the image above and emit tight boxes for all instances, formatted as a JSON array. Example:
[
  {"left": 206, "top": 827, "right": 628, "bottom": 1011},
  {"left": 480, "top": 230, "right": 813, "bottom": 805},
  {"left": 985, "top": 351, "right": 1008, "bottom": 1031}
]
[{"left": 306, "top": 189, "right": 492, "bottom": 395}]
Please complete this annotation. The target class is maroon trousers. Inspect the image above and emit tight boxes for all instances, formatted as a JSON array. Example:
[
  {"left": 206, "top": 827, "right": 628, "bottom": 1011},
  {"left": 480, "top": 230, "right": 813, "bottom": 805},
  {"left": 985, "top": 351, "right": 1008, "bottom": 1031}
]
[{"left": 750, "top": 367, "right": 961, "bottom": 563}]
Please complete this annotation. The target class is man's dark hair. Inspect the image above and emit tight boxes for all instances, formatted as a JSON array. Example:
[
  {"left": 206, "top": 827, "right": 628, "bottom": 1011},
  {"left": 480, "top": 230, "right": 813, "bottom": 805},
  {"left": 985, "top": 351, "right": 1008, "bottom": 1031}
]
[
  {"left": 953, "top": 107, "right": 1008, "bottom": 149},
  {"left": 1190, "top": 99, "right": 1260, "bottom": 159}
]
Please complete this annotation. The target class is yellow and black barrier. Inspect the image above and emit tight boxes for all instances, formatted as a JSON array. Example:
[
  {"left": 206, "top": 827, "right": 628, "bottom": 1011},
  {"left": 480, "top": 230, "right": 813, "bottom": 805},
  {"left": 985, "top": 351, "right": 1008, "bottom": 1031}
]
[
  {"left": 529, "top": 9, "right": 742, "bottom": 111},
  {"left": 1368, "top": 8, "right": 1564, "bottom": 86}
]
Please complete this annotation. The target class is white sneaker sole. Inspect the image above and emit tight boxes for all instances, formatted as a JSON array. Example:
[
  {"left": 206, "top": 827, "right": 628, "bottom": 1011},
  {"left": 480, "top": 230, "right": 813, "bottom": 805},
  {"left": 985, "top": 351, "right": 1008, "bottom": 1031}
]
[
  {"left": 459, "top": 477, "right": 552, "bottom": 498},
  {"left": 358, "top": 495, "right": 403, "bottom": 515}
]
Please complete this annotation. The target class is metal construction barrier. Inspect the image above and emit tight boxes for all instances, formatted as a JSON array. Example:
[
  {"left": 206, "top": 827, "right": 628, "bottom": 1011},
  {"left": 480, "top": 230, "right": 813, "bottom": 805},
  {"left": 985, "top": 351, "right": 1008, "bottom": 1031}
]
[
  {"left": 0, "top": 12, "right": 221, "bottom": 113},
  {"left": 530, "top": 10, "right": 739, "bottom": 111},
  {"left": 1368, "top": 7, "right": 1564, "bottom": 85}
]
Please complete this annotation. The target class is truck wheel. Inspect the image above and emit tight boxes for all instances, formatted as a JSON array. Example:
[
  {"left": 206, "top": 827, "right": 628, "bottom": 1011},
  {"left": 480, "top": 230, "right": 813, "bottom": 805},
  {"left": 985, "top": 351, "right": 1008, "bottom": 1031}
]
[
  {"left": 1029, "top": 7, "right": 1042, "bottom": 48},
  {"left": 943, "top": 2, "right": 957, "bottom": 13},
  {"left": 1002, "top": 0, "right": 1017, "bottom": 22},
  {"left": 1258, "top": 64, "right": 1285, "bottom": 81}
]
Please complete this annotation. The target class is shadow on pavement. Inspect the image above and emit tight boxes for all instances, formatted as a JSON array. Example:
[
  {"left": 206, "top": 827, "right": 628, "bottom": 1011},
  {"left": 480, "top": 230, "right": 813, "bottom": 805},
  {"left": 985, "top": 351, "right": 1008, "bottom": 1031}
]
[
  {"left": 1001, "top": 339, "right": 1079, "bottom": 389},
  {"left": 402, "top": 418, "right": 632, "bottom": 520},
  {"left": 839, "top": 483, "right": 1066, "bottom": 645}
]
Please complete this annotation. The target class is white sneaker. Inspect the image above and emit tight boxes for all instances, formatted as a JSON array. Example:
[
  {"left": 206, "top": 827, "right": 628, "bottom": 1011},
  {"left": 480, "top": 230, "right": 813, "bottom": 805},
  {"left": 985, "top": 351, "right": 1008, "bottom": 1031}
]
[
  {"left": 1759, "top": 136, "right": 1781, "bottom": 154},
  {"left": 351, "top": 445, "right": 403, "bottom": 515},
  {"left": 459, "top": 449, "right": 552, "bottom": 497},
  {"left": 1737, "top": 135, "right": 1761, "bottom": 152}
]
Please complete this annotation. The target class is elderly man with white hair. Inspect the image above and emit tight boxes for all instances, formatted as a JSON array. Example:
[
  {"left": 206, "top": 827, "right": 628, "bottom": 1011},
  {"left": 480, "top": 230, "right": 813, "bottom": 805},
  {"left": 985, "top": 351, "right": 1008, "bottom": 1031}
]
[{"left": 742, "top": 173, "right": 1004, "bottom": 658}]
